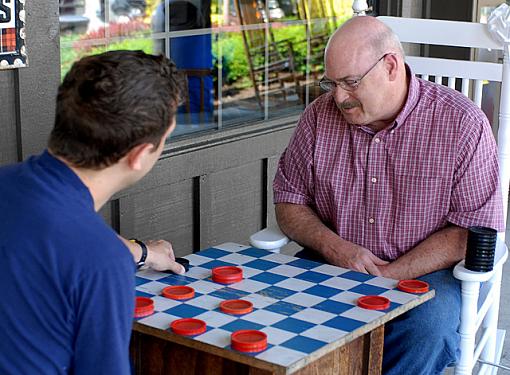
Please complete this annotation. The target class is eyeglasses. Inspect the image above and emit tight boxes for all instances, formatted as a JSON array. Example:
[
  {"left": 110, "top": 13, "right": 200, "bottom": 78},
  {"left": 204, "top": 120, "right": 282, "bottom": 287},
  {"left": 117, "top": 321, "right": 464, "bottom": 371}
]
[{"left": 319, "top": 53, "right": 391, "bottom": 92}]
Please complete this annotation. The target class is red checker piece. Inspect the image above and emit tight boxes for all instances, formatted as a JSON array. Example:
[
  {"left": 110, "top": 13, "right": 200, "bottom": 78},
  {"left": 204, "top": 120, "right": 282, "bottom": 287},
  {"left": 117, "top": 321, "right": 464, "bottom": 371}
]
[
  {"left": 134, "top": 296, "right": 154, "bottom": 318},
  {"left": 212, "top": 266, "right": 243, "bottom": 284},
  {"left": 357, "top": 295, "right": 390, "bottom": 310},
  {"left": 231, "top": 330, "right": 267, "bottom": 353},
  {"left": 220, "top": 299, "right": 253, "bottom": 315},
  {"left": 171, "top": 318, "right": 207, "bottom": 336},
  {"left": 162, "top": 285, "right": 195, "bottom": 300},
  {"left": 397, "top": 280, "right": 430, "bottom": 294}
]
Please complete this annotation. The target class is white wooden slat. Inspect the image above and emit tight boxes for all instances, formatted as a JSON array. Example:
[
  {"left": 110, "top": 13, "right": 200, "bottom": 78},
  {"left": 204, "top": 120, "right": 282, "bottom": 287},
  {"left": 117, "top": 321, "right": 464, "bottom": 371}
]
[
  {"left": 421, "top": 74, "right": 429, "bottom": 81},
  {"left": 378, "top": 16, "right": 502, "bottom": 50},
  {"left": 474, "top": 79, "right": 483, "bottom": 108},
  {"left": 406, "top": 56, "right": 502, "bottom": 82},
  {"left": 461, "top": 78, "right": 470, "bottom": 97},
  {"left": 448, "top": 77, "right": 456, "bottom": 89},
  {"left": 435, "top": 75, "right": 443, "bottom": 84}
]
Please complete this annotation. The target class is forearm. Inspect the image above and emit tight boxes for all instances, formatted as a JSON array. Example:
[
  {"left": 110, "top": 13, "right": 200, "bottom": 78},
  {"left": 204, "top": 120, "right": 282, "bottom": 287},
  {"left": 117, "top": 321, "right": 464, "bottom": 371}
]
[
  {"left": 381, "top": 225, "right": 467, "bottom": 279},
  {"left": 276, "top": 203, "right": 358, "bottom": 264}
]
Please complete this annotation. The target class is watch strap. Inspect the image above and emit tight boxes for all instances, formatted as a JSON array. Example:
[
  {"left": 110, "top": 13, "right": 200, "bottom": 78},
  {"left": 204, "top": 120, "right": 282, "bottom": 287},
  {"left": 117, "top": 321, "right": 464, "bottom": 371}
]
[{"left": 130, "top": 238, "right": 148, "bottom": 268}]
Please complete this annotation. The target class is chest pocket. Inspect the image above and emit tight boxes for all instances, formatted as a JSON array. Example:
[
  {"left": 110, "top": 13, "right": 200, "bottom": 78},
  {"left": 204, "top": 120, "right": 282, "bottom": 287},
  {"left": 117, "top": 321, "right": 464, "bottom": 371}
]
[{"left": 388, "top": 170, "right": 451, "bottom": 251}]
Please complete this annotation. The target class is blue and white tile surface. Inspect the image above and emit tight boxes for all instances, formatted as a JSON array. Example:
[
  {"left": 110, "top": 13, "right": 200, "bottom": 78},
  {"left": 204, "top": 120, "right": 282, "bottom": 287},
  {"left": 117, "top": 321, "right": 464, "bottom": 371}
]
[{"left": 135, "top": 242, "right": 433, "bottom": 370}]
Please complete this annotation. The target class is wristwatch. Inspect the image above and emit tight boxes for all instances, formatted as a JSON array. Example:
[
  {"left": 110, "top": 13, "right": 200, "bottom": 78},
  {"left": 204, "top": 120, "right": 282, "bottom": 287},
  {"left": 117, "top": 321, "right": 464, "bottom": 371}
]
[{"left": 130, "top": 238, "right": 148, "bottom": 269}]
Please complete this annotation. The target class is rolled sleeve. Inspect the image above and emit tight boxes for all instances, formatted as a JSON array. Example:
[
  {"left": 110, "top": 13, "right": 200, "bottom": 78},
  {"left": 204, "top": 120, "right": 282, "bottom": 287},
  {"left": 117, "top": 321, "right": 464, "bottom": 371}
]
[
  {"left": 446, "top": 116, "right": 504, "bottom": 231},
  {"left": 273, "top": 106, "right": 317, "bottom": 206}
]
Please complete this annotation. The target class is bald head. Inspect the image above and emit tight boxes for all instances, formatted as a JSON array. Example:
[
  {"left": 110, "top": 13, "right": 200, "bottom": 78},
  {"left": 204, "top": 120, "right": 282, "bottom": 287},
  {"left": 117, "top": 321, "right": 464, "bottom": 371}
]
[
  {"left": 321, "top": 16, "right": 409, "bottom": 130},
  {"left": 325, "top": 16, "right": 404, "bottom": 66}
]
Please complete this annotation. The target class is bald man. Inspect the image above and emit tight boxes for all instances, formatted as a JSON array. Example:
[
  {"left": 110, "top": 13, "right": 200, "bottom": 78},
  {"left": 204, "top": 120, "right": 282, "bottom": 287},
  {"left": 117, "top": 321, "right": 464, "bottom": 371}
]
[{"left": 273, "top": 16, "right": 504, "bottom": 374}]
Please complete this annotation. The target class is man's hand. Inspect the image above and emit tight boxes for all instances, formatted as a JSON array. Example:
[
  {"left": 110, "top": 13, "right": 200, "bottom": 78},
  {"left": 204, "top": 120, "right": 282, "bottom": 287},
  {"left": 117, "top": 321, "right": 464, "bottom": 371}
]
[
  {"left": 145, "top": 240, "right": 185, "bottom": 274},
  {"left": 324, "top": 241, "right": 389, "bottom": 276},
  {"left": 372, "top": 226, "right": 468, "bottom": 280},
  {"left": 275, "top": 203, "right": 389, "bottom": 275}
]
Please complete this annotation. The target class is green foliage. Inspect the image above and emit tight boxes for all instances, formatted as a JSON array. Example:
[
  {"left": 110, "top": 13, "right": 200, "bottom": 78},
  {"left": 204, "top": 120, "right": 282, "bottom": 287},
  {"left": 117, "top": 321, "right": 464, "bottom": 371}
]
[
  {"left": 60, "top": 20, "right": 153, "bottom": 80},
  {"left": 213, "top": 34, "right": 249, "bottom": 84},
  {"left": 213, "top": 27, "right": 311, "bottom": 85},
  {"left": 97, "top": 38, "right": 153, "bottom": 55},
  {"left": 272, "top": 25, "right": 310, "bottom": 73},
  {"left": 60, "top": 33, "right": 81, "bottom": 79},
  {"left": 60, "top": 35, "right": 153, "bottom": 80}
]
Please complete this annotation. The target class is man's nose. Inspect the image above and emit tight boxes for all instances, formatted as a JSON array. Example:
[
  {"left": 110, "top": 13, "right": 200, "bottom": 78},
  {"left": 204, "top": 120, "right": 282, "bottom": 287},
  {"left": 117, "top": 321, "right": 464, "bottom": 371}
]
[{"left": 332, "top": 84, "right": 351, "bottom": 103}]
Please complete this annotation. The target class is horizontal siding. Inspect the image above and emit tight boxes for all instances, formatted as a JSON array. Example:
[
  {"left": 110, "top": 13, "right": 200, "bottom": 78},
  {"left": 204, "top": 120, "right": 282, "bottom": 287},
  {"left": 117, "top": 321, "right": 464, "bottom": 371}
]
[
  {"left": 119, "top": 179, "right": 195, "bottom": 257},
  {"left": 206, "top": 160, "right": 264, "bottom": 247}
]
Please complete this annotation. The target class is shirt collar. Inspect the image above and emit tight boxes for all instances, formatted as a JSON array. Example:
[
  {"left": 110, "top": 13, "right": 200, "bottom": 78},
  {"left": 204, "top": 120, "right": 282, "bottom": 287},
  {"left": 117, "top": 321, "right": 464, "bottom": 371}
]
[{"left": 392, "top": 64, "right": 420, "bottom": 131}]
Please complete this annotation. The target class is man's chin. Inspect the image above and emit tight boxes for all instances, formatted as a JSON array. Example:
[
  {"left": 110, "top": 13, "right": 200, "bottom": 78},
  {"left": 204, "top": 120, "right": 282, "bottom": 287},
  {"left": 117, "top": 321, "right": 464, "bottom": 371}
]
[{"left": 341, "top": 113, "right": 365, "bottom": 126}]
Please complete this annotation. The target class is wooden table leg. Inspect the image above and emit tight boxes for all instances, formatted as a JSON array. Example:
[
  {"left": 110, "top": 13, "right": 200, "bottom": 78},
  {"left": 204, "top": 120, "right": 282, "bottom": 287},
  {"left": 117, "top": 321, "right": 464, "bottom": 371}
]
[{"left": 283, "top": 325, "right": 384, "bottom": 375}]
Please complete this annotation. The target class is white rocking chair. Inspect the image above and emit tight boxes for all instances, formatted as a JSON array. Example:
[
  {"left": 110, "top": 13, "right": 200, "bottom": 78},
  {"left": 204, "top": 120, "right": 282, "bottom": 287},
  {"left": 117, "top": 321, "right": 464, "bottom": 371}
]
[{"left": 250, "top": 13, "right": 510, "bottom": 375}]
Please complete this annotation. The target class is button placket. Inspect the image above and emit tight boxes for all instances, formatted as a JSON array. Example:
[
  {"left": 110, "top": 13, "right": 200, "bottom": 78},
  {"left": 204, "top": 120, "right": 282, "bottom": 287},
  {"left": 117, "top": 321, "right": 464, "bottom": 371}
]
[{"left": 366, "top": 133, "right": 385, "bottom": 234}]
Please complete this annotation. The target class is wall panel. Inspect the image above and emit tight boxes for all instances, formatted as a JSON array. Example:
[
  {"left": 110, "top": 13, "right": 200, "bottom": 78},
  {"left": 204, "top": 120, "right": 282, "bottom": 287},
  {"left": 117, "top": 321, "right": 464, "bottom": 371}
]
[
  {"left": 206, "top": 160, "right": 264, "bottom": 247},
  {"left": 119, "top": 179, "right": 195, "bottom": 257}
]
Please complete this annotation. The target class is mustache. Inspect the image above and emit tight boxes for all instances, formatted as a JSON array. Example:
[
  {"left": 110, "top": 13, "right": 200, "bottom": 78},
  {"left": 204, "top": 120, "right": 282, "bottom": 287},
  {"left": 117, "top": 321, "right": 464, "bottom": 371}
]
[{"left": 338, "top": 100, "right": 361, "bottom": 110}]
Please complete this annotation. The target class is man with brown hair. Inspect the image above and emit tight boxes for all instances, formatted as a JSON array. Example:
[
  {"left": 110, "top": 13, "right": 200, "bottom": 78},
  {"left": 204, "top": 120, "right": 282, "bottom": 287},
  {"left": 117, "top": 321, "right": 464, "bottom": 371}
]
[{"left": 0, "top": 50, "right": 184, "bottom": 374}]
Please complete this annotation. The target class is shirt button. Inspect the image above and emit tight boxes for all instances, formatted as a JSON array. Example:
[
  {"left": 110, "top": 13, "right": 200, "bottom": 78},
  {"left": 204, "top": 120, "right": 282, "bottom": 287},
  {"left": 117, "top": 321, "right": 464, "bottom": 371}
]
[
  {"left": 390, "top": 129, "right": 395, "bottom": 134},
  {"left": 374, "top": 138, "right": 381, "bottom": 143},
  {"left": 371, "top": 177, "right": 377, "bottom": 183},
  {"left": 368, "top": 218, "right": 375, "bottom": 224}
]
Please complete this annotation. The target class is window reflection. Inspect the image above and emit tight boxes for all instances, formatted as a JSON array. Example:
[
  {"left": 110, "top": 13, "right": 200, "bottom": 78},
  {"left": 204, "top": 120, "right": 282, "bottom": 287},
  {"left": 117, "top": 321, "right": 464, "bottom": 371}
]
[{"left": 59, "top": 0, "right": 352, "bottom": 137}]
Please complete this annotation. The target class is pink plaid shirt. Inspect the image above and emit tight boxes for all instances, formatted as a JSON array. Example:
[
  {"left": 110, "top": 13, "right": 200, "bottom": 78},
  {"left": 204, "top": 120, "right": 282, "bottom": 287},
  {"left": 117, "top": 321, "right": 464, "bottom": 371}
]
[{"left": 274, "top": 73, "right": 504, "bottom": 261}]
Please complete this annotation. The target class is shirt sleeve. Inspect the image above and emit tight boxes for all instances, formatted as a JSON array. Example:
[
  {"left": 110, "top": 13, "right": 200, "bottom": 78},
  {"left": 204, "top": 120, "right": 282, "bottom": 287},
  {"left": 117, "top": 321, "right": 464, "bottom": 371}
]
[
  {"left": 446, "top": 114, "right": 505, "bottom": 231},
  {"left": 273, "top": 104, "right": 318, "bottom": 206},
  {"left": 72, "top": 252, "right": 135, "bottom": 375}
]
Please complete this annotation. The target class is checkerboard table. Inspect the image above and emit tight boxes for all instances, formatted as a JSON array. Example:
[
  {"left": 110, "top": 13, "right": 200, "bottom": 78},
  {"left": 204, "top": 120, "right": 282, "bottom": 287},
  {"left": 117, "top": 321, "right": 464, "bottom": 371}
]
[{"left": 131, "top": 243, "right": 434, "bottom": 375}]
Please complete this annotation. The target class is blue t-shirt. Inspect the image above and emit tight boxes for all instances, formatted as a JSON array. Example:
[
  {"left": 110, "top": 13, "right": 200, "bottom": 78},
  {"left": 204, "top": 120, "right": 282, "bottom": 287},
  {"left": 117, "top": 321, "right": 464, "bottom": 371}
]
[{"left": 0, "top": 151, "right": 135, "bottom": 374}]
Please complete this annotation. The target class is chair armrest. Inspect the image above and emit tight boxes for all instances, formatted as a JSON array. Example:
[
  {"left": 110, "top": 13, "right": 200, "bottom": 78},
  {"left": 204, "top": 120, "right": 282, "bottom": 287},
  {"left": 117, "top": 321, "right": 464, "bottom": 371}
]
[
  {"left": 249, "top": 226, "right": 289, "bottom": 251},
  {"left": 453, "top": 237, "right": 508, "bottom": 282}
]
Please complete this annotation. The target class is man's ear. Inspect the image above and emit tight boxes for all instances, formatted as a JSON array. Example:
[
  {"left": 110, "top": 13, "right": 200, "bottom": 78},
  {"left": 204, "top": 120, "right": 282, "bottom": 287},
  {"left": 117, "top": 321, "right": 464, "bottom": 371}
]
[
  {"left": 125, "top": 143, "right": 155, "bottom": 171},
  {"left": 385, "top": 54, "right": 399, "bottom": 81}
]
